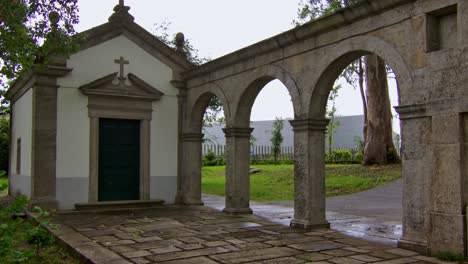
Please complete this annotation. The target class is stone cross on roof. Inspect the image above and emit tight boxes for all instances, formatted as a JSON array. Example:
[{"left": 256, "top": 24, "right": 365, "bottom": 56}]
[{"left": 114, "top": 56, "right": 129, "bottom": 82}]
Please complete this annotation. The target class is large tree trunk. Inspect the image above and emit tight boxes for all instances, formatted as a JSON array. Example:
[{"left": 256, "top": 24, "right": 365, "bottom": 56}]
[
  {"left": 357, "top": 58, "right": 367, "bottom": 143},
  {"left": 363, "top": 55, "right": 400, "bottom": 165}
]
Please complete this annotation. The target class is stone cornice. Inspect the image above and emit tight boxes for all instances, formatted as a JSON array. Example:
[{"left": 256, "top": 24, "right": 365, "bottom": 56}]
[
  {"left": 5, "top": 64, "right": 73, "bottom": 103},
  {"left": 79, "top": 72, "right": 164, "bottom": 101},
  {"left": 181, "top": 133, "right": 204, "bottom": 142},
  {"left": 170, "top": 80, "right": 187, "bottom": 90},
  {"left": 396, "top": 97, "right": 468, "bottom": 119},
  {"left": 395, "top": 103, "right": 427, "bottom": 120},
  {"left": 289, "top": 119, "right": 330, "bottom": 131},
  {"left": 223, "top": 127, "right": 254, "bottom": 138},
  {"left": 183, "top": 0, "right": 416, "bottom": 80}
]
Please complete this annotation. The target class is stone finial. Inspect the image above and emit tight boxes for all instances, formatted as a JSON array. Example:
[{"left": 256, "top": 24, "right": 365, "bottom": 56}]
[
  {"left": 48, "top": 11, "right": 60, "bottom": 30},
  {"left": 109, "top": 0, "right": 134, "bottom": 23},
  {"left": 175, "top": 32, "right": 185, "bottom": 53}
]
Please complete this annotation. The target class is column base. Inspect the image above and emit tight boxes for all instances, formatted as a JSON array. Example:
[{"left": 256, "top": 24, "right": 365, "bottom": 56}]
[
  {"left": 290, "top": 218, "right": 330, "bottom": 230},
  {"left": 398, "top": 238, "right": 429, "bottom": 255},
  {"left": 29, "top": 197, "right": 58, "bottom": 211},
  {"left": 175, "top": 194, "right": 204, "bottom": 206},
  {"left": 223, "top": 207, "right": 253, "bottom": 215}
]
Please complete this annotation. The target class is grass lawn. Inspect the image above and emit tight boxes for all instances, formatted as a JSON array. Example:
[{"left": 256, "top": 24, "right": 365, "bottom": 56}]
[
  {"left": 202, "top": 164, "right": 402, "bottom": 201},
  {"left": 1, "top": 173, "right": 8, "bottom": 196}
]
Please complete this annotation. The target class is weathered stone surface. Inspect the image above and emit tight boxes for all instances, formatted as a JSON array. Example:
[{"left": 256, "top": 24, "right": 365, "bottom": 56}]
[
  {"left": 328, "top": 257, "right": 365, "bottom": 264},
  {"left": 180, "top": 0, "right": 468, "bottom": 255},
  {"left": 47, "top": 206, "right": 449, "bottom": 264},
  {"left": 296, "top": 252, "right": 333, "bottom": 262},
  {"left": 159, "top": 257, "right": 219, "bottom": 264},
  {"left": 211, "top": 247, "right": 301, "bottom": 263},
  {"left": 147, "top": 247, "right": 230, "bottom": 262},
  {"left": 288, "top": 241, "right": 343, "bottom": 252}
]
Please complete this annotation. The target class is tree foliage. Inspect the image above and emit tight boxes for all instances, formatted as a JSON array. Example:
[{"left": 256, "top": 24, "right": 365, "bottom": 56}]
[
  {"left": 153, "top": 21, "right": 209, "bottom": 65},
  {"left": 294, "top": 0, "right": 361, "bottom": 25},
  {"left": 0, "top": 118, "right": 9, "bottom": 172},
  {"left": 0, "top": 0, "right": 80, "bottom": 114},
  {"left": 326, "top": 84, "right": 341, "bottom": 159},
  {"left": 270, "top": 117, "right": 284, "bottom": 163}
]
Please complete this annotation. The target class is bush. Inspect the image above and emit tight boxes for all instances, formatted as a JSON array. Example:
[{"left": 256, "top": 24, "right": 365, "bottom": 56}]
[
  {"left": 203, "top": 150, "right": 225, "bottom": 166},
  {"left": 355, "top": 152, "right": 363, "bottom": 163},
  {"left": 331, "top": 149, "right": 353, "bottom": 162}
]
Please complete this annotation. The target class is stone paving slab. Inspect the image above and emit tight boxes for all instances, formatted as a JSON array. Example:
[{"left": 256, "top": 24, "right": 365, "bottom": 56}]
[{"left": 46, "top": 206, "right": 455, "bottom": 264}]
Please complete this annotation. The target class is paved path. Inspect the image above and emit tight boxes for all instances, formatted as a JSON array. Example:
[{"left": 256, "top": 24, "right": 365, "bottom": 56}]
[
  {"left": 203, "top": 179, "right": 403, "bottom": 245},
  {"left": 48, "top": 205, "right": 449, "bottom": 264}
]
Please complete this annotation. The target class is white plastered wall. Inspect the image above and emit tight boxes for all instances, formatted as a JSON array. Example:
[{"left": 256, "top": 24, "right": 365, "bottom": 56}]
[
  {"left": 56, "top": 35, "right": 178, "bottom": 209},
  {"left": 10, "top": 88, "right": 33, "bottom": 197}
]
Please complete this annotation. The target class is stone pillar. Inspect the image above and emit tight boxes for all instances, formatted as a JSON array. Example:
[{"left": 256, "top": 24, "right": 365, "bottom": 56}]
[
  {"left": 428, "top": 113, "right": 465, "bottom": 255},
  {"left": 289, "top": 118, "right": 330, "bottom": 229},
  {"left": 458, "top": 1, "right": 468, "bottom": 48},
  {"left": 395, "top": 104, "right": 432, "bottom": 254},
  {"left": 30, "top": 75, "right": 60, "bottom": 210},
  {"left": 176, "top": 133, "right": 204, "bottom": 205},
  {"left": 223, "top": 127, "right": 253, "bottom": 214}
]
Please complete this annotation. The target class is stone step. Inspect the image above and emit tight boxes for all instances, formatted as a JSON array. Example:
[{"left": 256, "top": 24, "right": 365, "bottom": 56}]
[{"left": 75, "top": 199, "right": 164, "bottom": 211}]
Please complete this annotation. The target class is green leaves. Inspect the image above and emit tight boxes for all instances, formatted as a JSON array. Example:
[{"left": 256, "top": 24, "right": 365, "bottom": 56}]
[
  {"left": 0, "top": 0, "right": 80, "bottom": 108},
  {"left": 270, "top": 117, "right": 284, "bottom": 163},
  {"left": 294, "top": 0, "right": 362, "bottom": 26}
]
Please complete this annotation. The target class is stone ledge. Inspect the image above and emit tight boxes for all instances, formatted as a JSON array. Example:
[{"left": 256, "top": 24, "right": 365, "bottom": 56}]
[
  {"left": 223, "top": 207, "right": 253, "bottom": 215},
  {"left": 398, "top": 238, "right": 429, "bottom": 256},
  {"left": 26, "top": 211, "right": 131, "bottom": 264},
  {"left": 75, "top": 199, "right": 164, "bottom": 211},
  {"left": 290, "top": 219, "right": 330, "bottom": 230}
]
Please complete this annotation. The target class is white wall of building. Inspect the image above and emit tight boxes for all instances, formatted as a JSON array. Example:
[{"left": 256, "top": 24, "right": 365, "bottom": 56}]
[
  {"left": 56, "top": 35, "right": 178, "bottom": 208},
  {"left": 9, "top": 88, "right": 33, "bottom": 197}
]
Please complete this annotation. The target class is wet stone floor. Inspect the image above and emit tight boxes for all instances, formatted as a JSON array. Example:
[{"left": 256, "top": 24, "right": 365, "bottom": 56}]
[{"left": 51, "top": 206, "right": 448, "bottom": 264}]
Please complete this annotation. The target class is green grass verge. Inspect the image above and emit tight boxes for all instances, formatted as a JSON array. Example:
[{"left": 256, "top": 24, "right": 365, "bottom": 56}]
[
  {"left": 0, "top": 196, "right": 82, "bottom": 264},
  {"left": 202, "top": 164, "right": 402, "bottom": 201},
  {"left": 0, "top": 171, "right": 8, "bottom": 196}
]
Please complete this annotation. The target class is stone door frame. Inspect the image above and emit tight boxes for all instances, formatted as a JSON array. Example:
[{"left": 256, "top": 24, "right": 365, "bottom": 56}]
[{"left": 87, "top": 99, "right": 152, "bottom": 203}]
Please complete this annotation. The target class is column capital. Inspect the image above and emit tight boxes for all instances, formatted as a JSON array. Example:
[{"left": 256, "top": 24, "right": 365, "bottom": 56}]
[
  {"left": 181, "top": 133, "right": 204, "bottom": 142},
  {"left": 289, "top": 118, "right": 330, "bottom": 131},
  {"left": 222, "top": 127, "right": 254, "bottom": 138},
  {"left": 395, "top": 103, "right": 427, "bottom": 120}
]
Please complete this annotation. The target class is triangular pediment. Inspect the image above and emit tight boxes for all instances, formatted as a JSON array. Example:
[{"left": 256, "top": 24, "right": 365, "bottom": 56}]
[
  {"left": 77, "top": 5, "right": 194, "bottom": 72},
  {"left": 79, "top": 72, "right": 164, "bottom": 101}
]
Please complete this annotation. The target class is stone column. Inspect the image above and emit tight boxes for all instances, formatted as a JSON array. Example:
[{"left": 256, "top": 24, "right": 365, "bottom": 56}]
[
  {"left": 30, "top": 75, "right": 60, "bottom": 210},
  {"left": 428, "top": 113, "right": 465, "bottom": 255},
  {"left": 223, "top": 127, "right": 254, "bottom": 214},
  {"left": 289, "top": 118, "right": 330, "bottom": 229},
  {"left": 395, "top": 104, "right": 432, "bottom": 254},
  {"left": 458, "top": 1, "right": 468, "bottom": 48},
  {"left": 176, "top": 133, "right": 204, "bottom": 205}
]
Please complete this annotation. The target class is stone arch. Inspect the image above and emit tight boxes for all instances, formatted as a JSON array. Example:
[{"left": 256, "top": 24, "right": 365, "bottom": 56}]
[
  {"left": 232, "top": 64, "right": 302, "bottom": 127},
  {"left": 308, "top": 35, "right": 413, "bottom": 118},
  {"left": 187, "top": 83, "right": 230, "bottom": 133}
]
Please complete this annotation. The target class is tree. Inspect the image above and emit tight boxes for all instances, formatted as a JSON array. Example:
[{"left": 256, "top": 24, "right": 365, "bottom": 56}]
[
  {"left": 270, "top": 117, "right": 284, "bottom": 163},
  {"left": 0, "top": 118, "right": 9, "bottom": 172},
  {"left": 295, "top": 0, "right": 400, "bottom": 165},
  {"left": 0, "top": 0, "right": 80, "bottom": 114},
  {"left": 326, "top": 84, "right": 341, "bottom": 160},
  {"left": 363, "top": 55, "right": 399, "bottom": 164}
]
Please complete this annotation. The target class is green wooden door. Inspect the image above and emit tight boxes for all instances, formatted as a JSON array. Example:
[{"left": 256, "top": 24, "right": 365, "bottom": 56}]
[{"left": 98, "top": 118, "right": 140, "bottom": 201}]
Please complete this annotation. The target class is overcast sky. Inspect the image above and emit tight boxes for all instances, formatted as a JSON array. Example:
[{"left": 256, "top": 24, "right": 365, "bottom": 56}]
[{"left": 76, "top": 0, "right": 400, "bottom": 128}]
